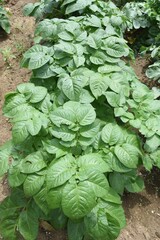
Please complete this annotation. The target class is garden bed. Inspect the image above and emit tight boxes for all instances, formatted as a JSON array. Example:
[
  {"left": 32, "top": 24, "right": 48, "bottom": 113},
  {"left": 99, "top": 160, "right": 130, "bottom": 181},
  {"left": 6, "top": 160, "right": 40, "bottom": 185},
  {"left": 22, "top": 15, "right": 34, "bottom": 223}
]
[{"left": 0, "top": 0, "right": 160, "bottom": 239}]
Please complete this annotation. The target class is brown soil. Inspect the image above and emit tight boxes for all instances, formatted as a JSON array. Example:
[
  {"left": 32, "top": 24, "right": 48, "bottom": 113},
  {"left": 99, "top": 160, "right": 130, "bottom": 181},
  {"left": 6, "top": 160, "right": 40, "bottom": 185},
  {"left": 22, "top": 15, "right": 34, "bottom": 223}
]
[{"left": 0, "top": 1, "right": 160, "bottom": 240}]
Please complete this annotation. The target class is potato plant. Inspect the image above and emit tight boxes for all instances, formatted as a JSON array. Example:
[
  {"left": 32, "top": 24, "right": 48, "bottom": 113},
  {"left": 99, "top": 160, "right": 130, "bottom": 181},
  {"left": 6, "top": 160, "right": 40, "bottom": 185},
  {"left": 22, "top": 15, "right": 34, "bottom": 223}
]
[
  {"left": 0, "top": 6, "right": 10, "bottom": 34},
  {"left": 0, "top": 0, "right": 160, "bottom": 239}
]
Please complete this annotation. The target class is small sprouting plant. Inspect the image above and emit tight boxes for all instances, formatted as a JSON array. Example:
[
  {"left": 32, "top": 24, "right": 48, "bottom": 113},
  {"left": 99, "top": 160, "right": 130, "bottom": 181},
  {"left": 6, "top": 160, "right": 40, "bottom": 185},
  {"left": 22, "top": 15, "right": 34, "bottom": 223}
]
[{"left": 0, "top": 47, "right": 16, "bottom": 66}]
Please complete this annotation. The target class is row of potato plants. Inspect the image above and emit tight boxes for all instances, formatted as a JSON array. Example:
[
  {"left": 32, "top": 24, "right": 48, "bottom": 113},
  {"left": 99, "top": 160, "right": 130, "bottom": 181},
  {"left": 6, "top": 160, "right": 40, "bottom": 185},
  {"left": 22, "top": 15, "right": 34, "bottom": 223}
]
[
  {"left": 122, "top": 0, "right": 160, "bottom": 82},
  {"left": 0, "top": 0, "right": 160, "bottom": 239}
]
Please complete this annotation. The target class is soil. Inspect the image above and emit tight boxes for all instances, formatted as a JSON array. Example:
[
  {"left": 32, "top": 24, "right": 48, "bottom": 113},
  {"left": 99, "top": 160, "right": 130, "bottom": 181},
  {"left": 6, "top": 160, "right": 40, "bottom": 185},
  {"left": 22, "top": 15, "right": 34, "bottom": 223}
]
[{"left": 0, "top": 1, "right": 160, "bottom": 239}]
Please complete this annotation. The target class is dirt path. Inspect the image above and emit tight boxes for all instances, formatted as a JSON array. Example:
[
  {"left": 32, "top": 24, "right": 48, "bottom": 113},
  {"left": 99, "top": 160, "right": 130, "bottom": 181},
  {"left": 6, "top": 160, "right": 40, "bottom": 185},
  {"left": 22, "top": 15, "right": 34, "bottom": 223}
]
[{"left": 0, "top": 1, "right": 160, "bottom": 239}]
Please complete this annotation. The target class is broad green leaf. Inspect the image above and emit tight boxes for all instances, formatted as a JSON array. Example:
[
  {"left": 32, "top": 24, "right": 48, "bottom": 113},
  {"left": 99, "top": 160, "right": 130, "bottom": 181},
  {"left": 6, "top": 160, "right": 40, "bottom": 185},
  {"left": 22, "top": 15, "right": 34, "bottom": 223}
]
[
  {"left": 26, "top": 116, "right": 42, "bottom": 136},
  {"left": 84, "top": 205, "right": 120, "bottom": 240},
  {"left": 65, "top": 0, "right": 93, "bottom": 14},
  {"left": 78, "top": 170, "right": 109, "bottom": 198},
  {"left": 78, "top": 153, "right": 110, "bottom": 173},
  {"left": 50, "top": 125, "right": 76, "bottom": 142},
  {"left": 47, "top": 185, "right": 64, "bottom": 209},
  {"left": 89, "top": 74, "right": 109, "bottom": 98},
  {"left": 62, "top": 181, "right": 96, "bottom": 219},
  {"left": 3, "top": 94, "right": 26, "bottom": 117},
  {"left": 23, "top": 45, "right": 53, "bottom": 70},
  {"left": 68, "top": 220, "right": 85, "bottom": 240},
  {"left": 43, "top": 139, "right": 67, "bottom": 158},
  {"left": 145, "top": 135, "right": 160, "bottom": 152},
  {"left": 50, "top": 107, "right": 76, "bottom": 127},
  {"left": 0, "top": 140, "right": 12, "bottom": 177},
  {"left": 101, "top": 123, "right": 123, "bottom": 146},
  {"left": 0, "top": 217, "right": 17, "bottom": 240},
  {"left": 23, "top": 175, "right": 45, "bottom": 197},
  {"left": 150, "top": 150, "right": 160, "bottom": 168},
  {"left": 8, "top": 164, "right": 27, "bottom": 187},
  {"left": 125, "top": 176, "right": 144, "bottom": 193},
  {"left": 34, "top": 188, "right": 49, "bottom": 215},
  {"left": 114, "top": 144, "right": 139, "bottom": 168},
  {"left": 105, "top": 92, "right": 121, "bottom": 107},
  {"left": 50, "top": 209, "right": 68, "bottom": 229},
  {"left": 101, "top": 187, "right": 122, "bottom": 204},
  {"left": 80, "top": 120, "right": 100, "bottom": 138},
  {"left": 47, "top": 154, "right": 76, "bottom": 189},
  {"left": 61, "top": 76, "right": 82, "bottom": 100},
  {"left": 58, "top": 31, "right": 74, "bottom": 41},
  {"left": 79, "top": 89, "right": 95, "bottom": 103},
  {"left": 20, "top": 152, "right": 46, "bottom": 174},
  {"left": 103, "top": 202, "right": 126, "bottom": 229},
  {"left": 55, "top": 41, "right": 75, "bottom": 55},
  {"left": 12, "top": 121, "right": 29, "bottom": 144},
  {"left": 76, "top": 104, "right": 96, "bottom": 126},
  {"left": 106, "top": 44, "right": 127, "bottom": 58},
  {"left": 29, "top": 86, "right": 47, "bottom": 103},
  {"left": 98, "top": 64, "right": 121, "bottom": 73},
  {"left": 17, "top": 83, "right": 34, "bottom": 95},
  {"left": 109, "top": 172, "right": 125, "bottom": 195},
  {"left": 18, "top": 207, "right": 39, "bottom": 240}
]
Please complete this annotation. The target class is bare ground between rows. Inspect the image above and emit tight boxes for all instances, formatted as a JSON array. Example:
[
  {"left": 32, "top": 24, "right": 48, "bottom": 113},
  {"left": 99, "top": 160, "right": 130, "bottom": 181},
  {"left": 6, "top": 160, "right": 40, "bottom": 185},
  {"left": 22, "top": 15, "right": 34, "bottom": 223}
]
[{"left": 0, "top": 1, "right": 160, "bottom": 239}]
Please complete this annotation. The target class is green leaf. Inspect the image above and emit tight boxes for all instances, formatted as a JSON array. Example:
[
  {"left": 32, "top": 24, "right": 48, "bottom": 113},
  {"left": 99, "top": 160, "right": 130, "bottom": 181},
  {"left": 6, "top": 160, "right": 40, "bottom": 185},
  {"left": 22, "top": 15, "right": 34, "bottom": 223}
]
[
  {"left": 50, "top": 125, "right": 76, "bottom": 142},
  {"left": 105, "top": 92, "right": 122, "bottom": 107},
  {"left": 75, "top": 104, "right": 96, "bottom": 126},
  {"left": 98, "top": 64, "right": 121, "bottom": 74},
  {"left": 8, "top": 163, "right": 27, "bottom": 187},
  {"left": 47, "top": 154, "right": 76, "bottom": 189},
  {"left": 23, "top": 45, "right": 53, "bottom": 70},
  {"left": 101, "top": 123, "right": 123, "bottom": 146},
  {"left": 47, "top": 185, "right": 64, "bottom": 209},
  {"left": 68, "top": 220, "right": 85, "bottom": 240},
  {"left": 103, "top": 202, "right": 126, "bottom": 229},
  {"left": 43, "top": 139, "right": 67, "bottom": 158},
  {"left": 84, "top": 203, "right": 120, "bottom": 240},
  {"left": 0, "top": 140, "right": 12, "bottom": 177},
  {"left": 78, "top": 153, "right": 110, "bottom": 173},
  {"left": 50, "top": 107, "right": 76, "bottom": 127},
  {"left": 0, "top": 216, "right": 17, "bottom": 240},
  {"left": 34, "top": 188, "right": 49, "bottom": 215},
  {"left": 80, "top": 120, "right": 100, "bottom": 138},
  {"left": 29, "top": 86, "right": 47, "bottom": 103},
  {"left": 62, "top": 181, "right": 96, "bottom": 219},
  {"left": 145, "top": 135, "right": 160, "bottom": 152},
  {"left": 109, "top": 172, "right": 125, "bottom": 195},
  {"left": 18, "top": 207, "right": 39, "bottom": 240},
  {"left": 114, "top": 144, "right": 139, "bottom": 168},
  {"left": 26, "top": 116, "right": 42, "bottom": 136},
  {"left": 23, "top": 175, "right": 45, "bottom": 197},
  {"left": 61, "top": 75, "right": 82, "bottom": 100},
  {"left": 78, "top": 170, "right": 109, "bottom": 198},
  {"left": 65, "top": 0, "right": 93, "bottom": 14},
  {"left": 50, "top": 209, "right": 68, "bottom": 229},
  {"left": 89, "top": 74, "right": 109, "bottom": 98},
  {"left": 3, "top": 94, "right": 26, "bottom": 118},
  {"left": 20, "top": 152, "right": 46, "bottom": 174},
  {"left": 106, "top": 44, "right": 127, "bottom": 58},
  {"left": 12, "top": 121, "right": 29, "bottom": 144},
  {"left": 125, "top": 176, "right": 144, "bottom": 193}
]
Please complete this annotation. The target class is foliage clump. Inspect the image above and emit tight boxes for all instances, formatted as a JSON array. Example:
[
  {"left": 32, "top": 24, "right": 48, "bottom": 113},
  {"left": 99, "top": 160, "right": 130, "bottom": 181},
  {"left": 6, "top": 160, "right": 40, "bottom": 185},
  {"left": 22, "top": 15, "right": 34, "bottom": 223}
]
[{"left": 0, "top": 0, "right": 160, "bottom": 239}]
